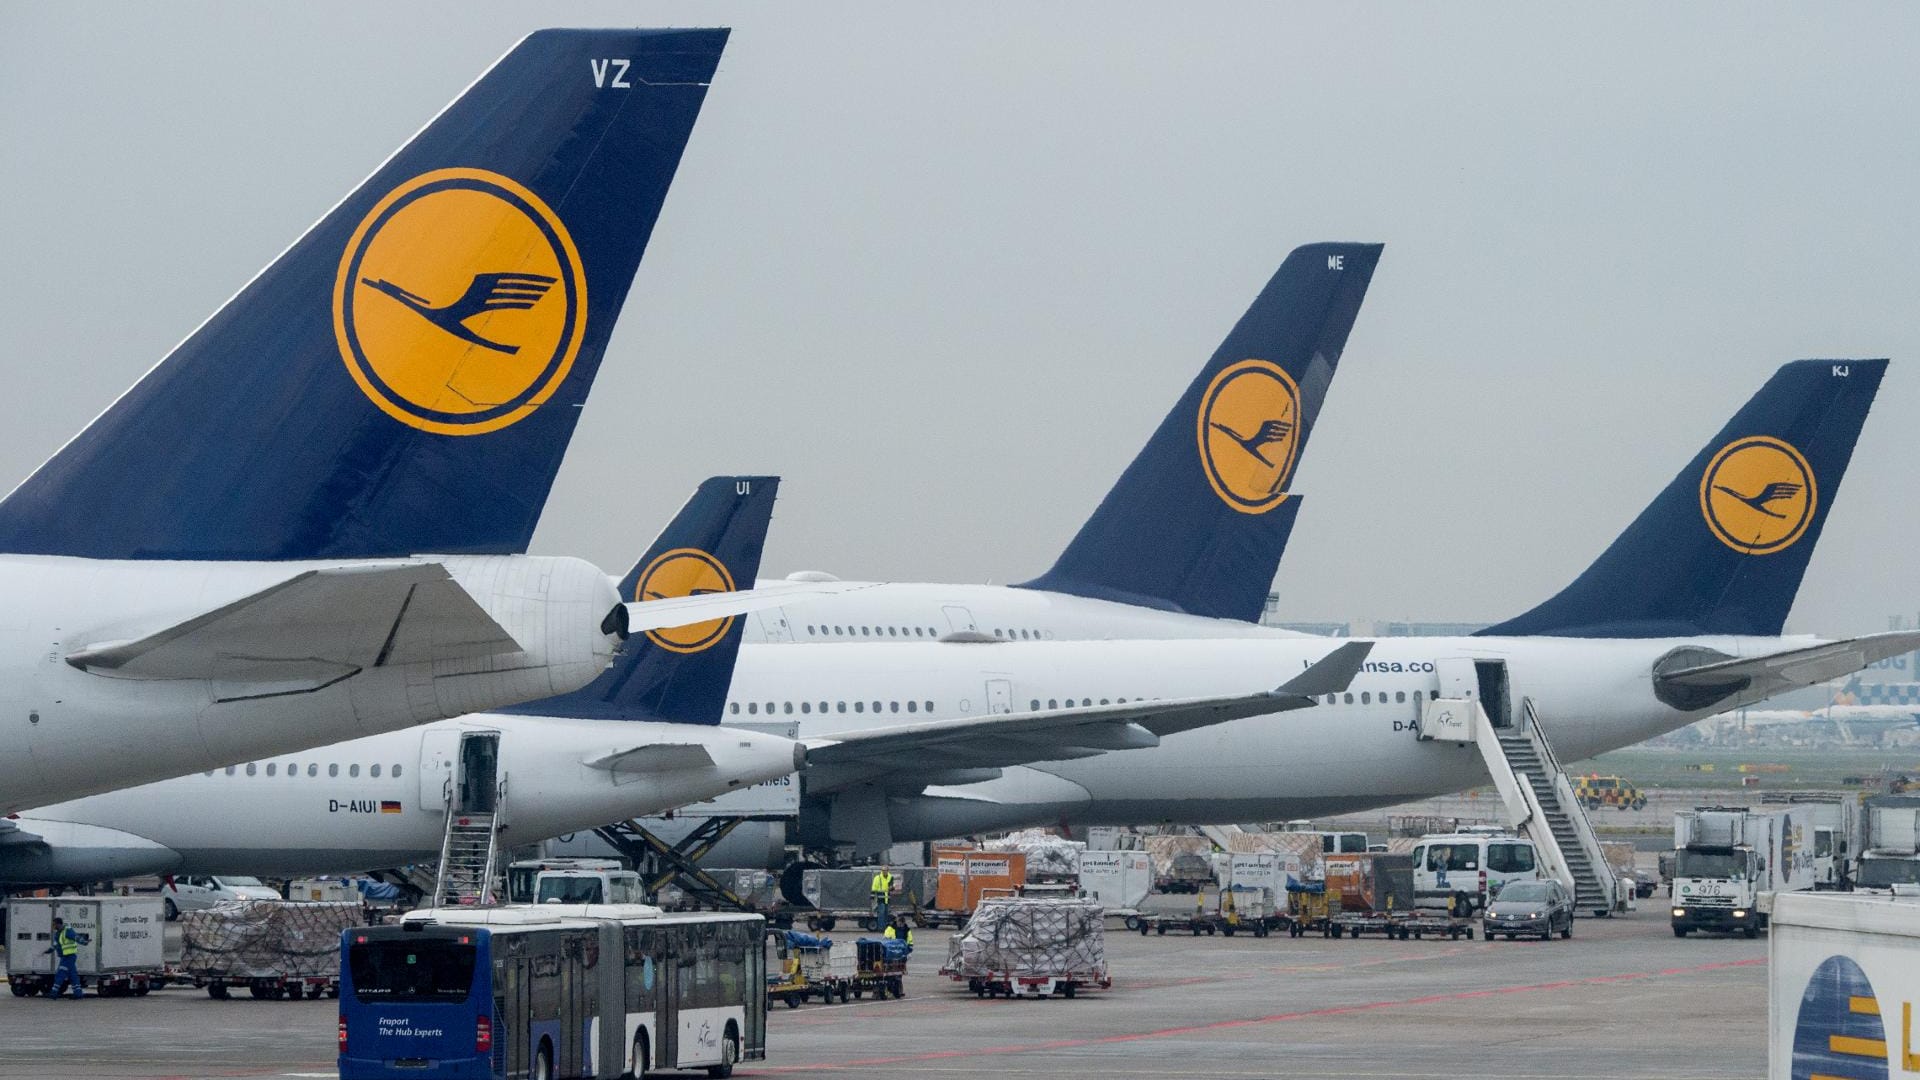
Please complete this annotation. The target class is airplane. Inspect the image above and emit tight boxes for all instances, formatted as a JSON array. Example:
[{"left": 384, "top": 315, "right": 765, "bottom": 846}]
[
  {"left": 2, "top": 478, "right": 1368, "bottom": 884},
  {"left": 737, "top": 242, "right": 1382, "bottom": 646},
  {"left": 0, "top": 29, "right": 825, "bottom": 815},
  {"left": 705, "top": 359, "right": 1919, "bottom": 854}
]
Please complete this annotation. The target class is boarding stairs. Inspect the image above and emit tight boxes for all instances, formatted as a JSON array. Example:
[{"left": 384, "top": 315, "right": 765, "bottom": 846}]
[
  {"left": 431, "top": 779, "right": 507, "bottom": 907},
  {"left": 1422, "top": 694, "right": 1616, "bottom": 915}
]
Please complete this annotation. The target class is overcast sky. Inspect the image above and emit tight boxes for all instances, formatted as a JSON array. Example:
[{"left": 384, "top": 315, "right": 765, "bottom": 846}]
[{"left": 4, "top": 4, "right": 1919, "bottom": 636}]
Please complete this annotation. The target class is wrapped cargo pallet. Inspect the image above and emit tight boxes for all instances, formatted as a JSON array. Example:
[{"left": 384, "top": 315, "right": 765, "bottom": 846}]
[
  {"left": 986, "top": 829, "right": 1085, "bottom": 882},
  {"left": 943, "top": 897, "right": 1109, "bottom": 996},
  {"left": 180, "top": 900, "right": 362, "bottom": 981}
]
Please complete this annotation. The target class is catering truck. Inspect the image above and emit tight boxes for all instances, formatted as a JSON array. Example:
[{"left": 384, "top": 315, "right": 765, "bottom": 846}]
[
  {"left": 1670, "top": 806, "right": 1817, "bottom": 937},
  {"left": 1767, "top": 891, "right": 1920, "bottom": 1080},
  {"left": 1854, "top": 794, "right": 1920, "bottom": 894},
  {"left": 1759, "top": 791, "right": 1858, "bottom": 890}
]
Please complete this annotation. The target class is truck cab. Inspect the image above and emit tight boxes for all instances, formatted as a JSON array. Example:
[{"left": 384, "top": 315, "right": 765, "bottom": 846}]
[{"left": 1670, "top": 845, "right": 1763, "bottom": 937}]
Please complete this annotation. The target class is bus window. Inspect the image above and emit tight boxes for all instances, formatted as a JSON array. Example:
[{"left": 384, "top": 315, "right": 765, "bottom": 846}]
[{"left": 347, "top": 939, "right": 475, "bottom": 1003}]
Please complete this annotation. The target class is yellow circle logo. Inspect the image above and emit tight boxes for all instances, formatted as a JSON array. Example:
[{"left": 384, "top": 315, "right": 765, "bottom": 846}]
[
  {"left": 1698, "top": 436, "right": 1817, "bottom": 555},
  {"left": 333, "top": 168, "right": 588, "bottom": 435},
  {"left": 1197, "top": 359, "right": 1302, "bottom": 514},
  {"left": 635, "top": 548, "right": 737, "bottom": 654}
]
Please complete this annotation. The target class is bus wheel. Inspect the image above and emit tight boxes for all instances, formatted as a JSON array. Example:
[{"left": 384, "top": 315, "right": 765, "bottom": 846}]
[
  {"left": 633, "top": 1030, "right": 651, "bottom": 1077},
  {"left": 707, "top": 1024, "right": 740, "bottom": 1078},
  {"left": 533, "top": 1040, "right": 553, "bottom": 1080}
]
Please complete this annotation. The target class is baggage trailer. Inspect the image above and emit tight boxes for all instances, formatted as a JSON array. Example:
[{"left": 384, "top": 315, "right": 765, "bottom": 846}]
[
  {"left": 6, "top": 896, "right": 166, "bottom": 997},
  {"left": 1280, "top": 882, "right": 1335, "bottom": 937},
  {"left": 764, "top": 929, "right": 852, "bottom": 1007},
  {"left": 180, "top": 900, "right": 361, "bottom": 1000},
  {"left": 848, "top": 937, "right": 911, "bottom": 998},
  {"left": 943, "top": 897, "right": 1109, "bottom": 999}
]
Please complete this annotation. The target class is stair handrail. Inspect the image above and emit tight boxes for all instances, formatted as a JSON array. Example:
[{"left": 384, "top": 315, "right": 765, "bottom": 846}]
[
  {"left": 430, "top": 775, "right": 457, "bottom": 907},
  {"left": 474, "top": 773, "right": 506, "bottom": 906},
  {"left": 1522, "top": 698, "right": 1618, "bottom": 909},
  {"left": 1466, "top": 701, "right": 1577, "bottom": 894}
]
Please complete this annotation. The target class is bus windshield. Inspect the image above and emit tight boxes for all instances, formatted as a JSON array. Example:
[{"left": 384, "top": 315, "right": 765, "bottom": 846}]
[{"left": 348, "top": 940, "right": 476, "bottom": 1003}]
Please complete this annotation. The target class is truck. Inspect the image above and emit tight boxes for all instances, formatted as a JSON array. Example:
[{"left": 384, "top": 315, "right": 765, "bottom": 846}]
[
  {"left": 1759, "top": 791, "right": 1859, "bottom": 890},
  {"left": 6, "top": 896, "right": 166, "bottom": 997},
  {"left": 1853, "top": 794, "right": 1920, "bottom": 893},
  {"left": 1767, "top": 892, "right": 1920, "bottom": 1080},
  {"left": 1671, "top": 806, "right": 1817, "bottom": 937},
  {"left": 502, "top": 857, "right": 628, "bottom": 905}
]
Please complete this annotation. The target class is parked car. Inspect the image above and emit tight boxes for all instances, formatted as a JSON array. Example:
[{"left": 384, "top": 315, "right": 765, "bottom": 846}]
[
  {"left": 162, "top": 875, "right": 280, "bottom": 919},
  {"left": 1481, "top": 878, "right": 1575, "bottom": 941}
]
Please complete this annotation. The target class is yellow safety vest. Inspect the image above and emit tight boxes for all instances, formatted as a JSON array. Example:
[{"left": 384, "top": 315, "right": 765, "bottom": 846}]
[
  {"left": 56, "top": 927, "right": 79, "bottom": 957},
  {"left": 882, "top": 924, "right": 896, "bottom": 939},
  {"left": 870, "top": 871, "right": 892, "bottom": 896}
]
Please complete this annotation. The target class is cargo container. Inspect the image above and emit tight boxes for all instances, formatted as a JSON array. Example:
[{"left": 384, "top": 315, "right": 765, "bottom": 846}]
[
  {"left": 1856, "top": 794, "right": 1920, "bottom": 893},
  {"left": 1323, "top": 853, "right": 1415, "bottom": 914},
  {"left": 1077, "top": 850, "right": 1151, "bottom": 910},
  {"left": 1768, "top": 892, "right": 1920, "bottom": 1080},
  {"left": 6, "top": 896, "right": 166, "bottom": 997},
  {"left": 934, "top": 848, "right": 1025, "bottom": 913},
  {"left": 1760, "top": 791, "right": 1860, "bottom": 890}
]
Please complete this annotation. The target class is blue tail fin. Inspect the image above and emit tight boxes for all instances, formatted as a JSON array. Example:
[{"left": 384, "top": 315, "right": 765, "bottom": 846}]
[
  {"left": 1480, "top": 359, "right": 1886, "bottom": 638},
  {"left": 1016, "top": 243, "right": 1381, "bottom": 620},
  {"left": 503, "top": 476, "right": 778, "bottom": 724},
  {"left": 0, "top": 29, "right": 727, "bottom": 559}
]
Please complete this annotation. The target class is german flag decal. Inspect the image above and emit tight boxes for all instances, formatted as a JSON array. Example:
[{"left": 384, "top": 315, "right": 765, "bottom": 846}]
[{"left": 380, "top": 801, "right": 403, "bottom": 815}]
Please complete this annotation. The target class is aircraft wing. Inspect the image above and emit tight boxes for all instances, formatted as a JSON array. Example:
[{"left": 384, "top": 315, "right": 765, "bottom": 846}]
[
  {"left": 801, "top": 641, "right": 1371, "bottom": 793},
  {"left": 583, "top": 743, "right": 719, "bottom": 775},
  {"left": 65, "top": 562, "right": 519, "bottom": 684},
  {"left": 1657, "top": 631, "right": 1920, "bottom": 707},
  {"left": 604, "top": 580, "right": 878, "bottom": 638}
]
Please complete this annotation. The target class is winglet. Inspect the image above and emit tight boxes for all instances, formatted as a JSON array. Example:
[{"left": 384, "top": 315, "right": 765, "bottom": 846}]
[{"left": 1273, "top": 640, "right": 1373, "bottom": 698}]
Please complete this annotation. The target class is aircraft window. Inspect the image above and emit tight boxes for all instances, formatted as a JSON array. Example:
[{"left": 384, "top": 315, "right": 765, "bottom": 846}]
[
  {"left": 1361, "top": 692, "right": 1371, "bottom": 705},
  {"left": 307, "top": 763, "right": 318, "bottom": 777},
  {"left": 890, "top": 701, "right": 900, "bottom": 713},
  {"left": 1031, "top": 699, "right": 1040, "bottom": 710},
  {"left": 393, "top": 765, "right": 402, "bottom": 778},
  {"left": 925, "top": 700, "right": 934, "bottom": 712},
  {"left": 729, "top": 703, "right": 740, "bottom": 715},
  {"left": 1100, "top": 698, "right": 1110, "bottom": 705},
  {"left": 907, "top": 701, "right": 918, "bottom": 713},
  {"left": 854, "top": 701, "right": 865, "bottom": 713},
  {"left": 871, "top": 701, "right": 882, "bottom": 713},
  {"left": 766, "top": 702, "right": 775, "bottom": 714},
  {"left": 329, "top": 764, "right": 339, "bottom": 778},
  {"left": 748, "top": 703, "right": 759, "bottom": 715},
  {"left": 819, "top": 701, "right": 828, "bottom": 713},
  {"left": 265, "top": 763, "right": 276, "bottom": 777},
  {"left": 246, "top": 763, "right": 257, "bottom": 776},
  {"left": 1413, "top": 690, "right": 1424, "bottom": 703},
  {"left": 780, "top": 702, "right": 790, "bottom": 714},
  {"left": 1396, "top": 691, "right": 1407, "bottom": 704},
  {"left": 887, "top": 627, "right": 897, "bottom": 637},
  {"left": 1022, "top": 630, "right": 1031, "bottom": 640},
  {"left": 801, "top": 702, "right": 812, "bottom": 714},
  {"left": 1118, "top": 697, "right": 1127, "bottom": 704},
  {"left": 224, "top": 765, "right": 235, "bottom": 776},
  {"left": 834, "top": 626, "right": 844, "bottom": 636},
  {"left": 349, "top": 764, "right": 360, "bottom": 777},
  {"left": 805, "top": 625, "right": 815, "bottom": 635},
  {"left": 912, "top": 627, "right": 923, "bottom": 637},
  {"left": 371, "top": 764, "right": 382, "bottom": 778},
  {"left": 1048, "top": 699, "right": 1058, "bottom": 709},
  {"left": 862, "top": 626, "right": 871, "bottom": 637},
  {"left": 1082, "top": 698, "right": 1092, "bottom": 707},
  {"left": 837, "top": 702, "right": 847, "bottom": 713},
  {"left": 1343, "top": 693, "right": 1354, "bottom": 704}
]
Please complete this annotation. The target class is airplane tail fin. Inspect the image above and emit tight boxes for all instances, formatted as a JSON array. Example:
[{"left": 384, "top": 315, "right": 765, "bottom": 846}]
[
  {"left": 1016, "top": 243, "right": 1381, "bottom": 621},
  {"left": 1481, "top": 359, "right": 1886, "bottom": 638},
  {"left": 0, "top": 29, "right": 727, "bottom": 559},
  {"left": 510, "top": 476, "right": 778, "bottom": 724}
]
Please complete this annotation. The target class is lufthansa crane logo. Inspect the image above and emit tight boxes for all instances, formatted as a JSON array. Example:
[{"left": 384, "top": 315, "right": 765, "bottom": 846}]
[
  {"left": 635, "top": 548, "right": 737, "bottom": 654},
  {"left": 1698, "top": 435, "right": 1817, "bottom": 555},
  {"left": 1198, "top": 359, "right": 1302, "bottom": 514},
  {"left": 1790, "top": 955, "right": 1890, "bottom": 1080},
  {"left": 333, "top": 168, "right": 588, "bottom": 436}
]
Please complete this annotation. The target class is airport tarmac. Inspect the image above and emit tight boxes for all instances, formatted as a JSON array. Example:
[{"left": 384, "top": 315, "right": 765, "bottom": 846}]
[{"left": 0, "top": 906, "right": 1764, "bottom": 1079}]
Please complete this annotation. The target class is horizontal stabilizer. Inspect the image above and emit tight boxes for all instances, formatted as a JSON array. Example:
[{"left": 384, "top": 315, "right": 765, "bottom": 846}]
[
  {"left": 66, "top": 562, "right": 519, "bottom": 683},
  {"left": 803, "top": 641, "right": 1370, "bottom": 792},
  {"left": 605, "top": 580, "right": 875, "bottom": 638},
  {"left": 583, "top": 743, "right": 718, "bottom": 774},
  {"left": 1657, "top": 632, "right": 1920, "bottom": 706}
]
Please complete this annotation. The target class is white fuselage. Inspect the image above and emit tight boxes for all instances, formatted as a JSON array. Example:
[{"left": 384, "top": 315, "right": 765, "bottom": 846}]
[
  {"left": 4, "top": 715, "right": 801, "bottom": 881},
  {"left": 743, "top": 579, "right": 1305, "bottom": 644},
  {"left": 720, "top": 633, "right": 1799, "bottom": 839},
  {"left": 0, "top": 555, "right": 617, "bottom": 814}
]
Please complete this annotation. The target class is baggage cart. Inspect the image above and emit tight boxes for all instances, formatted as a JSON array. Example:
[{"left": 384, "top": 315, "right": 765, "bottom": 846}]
[
  {"left": 764, "top": 929, "right": 850, "bottom": 1008},
  {"left": 180, "top": 900, "right": 361, "bottom": 1000},
  {"left": 1280, "top": 882, "right": 1336, "bottom": 937},
  {"left": 847, "top": 937, "right": 911, "bottom": 998},
  {"left": 941, "top": 897, "right": 1109, "bottom": 999}
]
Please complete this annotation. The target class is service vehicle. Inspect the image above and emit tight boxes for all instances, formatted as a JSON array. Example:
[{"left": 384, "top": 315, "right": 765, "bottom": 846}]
[
  {"left": 503, "top": 858, "right": 627, "bottom": 905},
  {"left": 5, "top": 896, "right": 165, "bottom": 997},
  {"left": 161, "top": 874, "right": 280, "bottom": 919},
  {"left": 1854, "top": 794, "right": 1920, "bottom": 893},
  {"left": 1482, "top": 878, "right": 1575, "bottom": 941},
  {"left": 1767, "top": 892, "right": 1920, "bottom": 1080},
  {"left": 764, "top": 929, "right": 851, "bottom": 1007},
  {"left": 1670, "top": 806, "right": 1817, "bottom": 937},
  {"left": 341, "top": 905, "right": 766, "bottom": 1080},
  {"left": 1406, "top": 834, "right": 1541, "bottom": 915},
  {"left": 1759, "top": 791, "right": 1859, "bottom": 889},
  {"left": 1572, "top": 774, "right": 1647, "bottom": 811}
]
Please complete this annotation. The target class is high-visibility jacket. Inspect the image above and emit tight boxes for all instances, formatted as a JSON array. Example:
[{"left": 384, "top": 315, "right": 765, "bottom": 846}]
[
  {"left": 882, "top": 924, "right": 897, "bottom": 939},
  {"left": 870, "top": 871, "right": 893, "bottom": 897},
  {"left": 56, "top": 927, "right": 80, "bottom": 957}
]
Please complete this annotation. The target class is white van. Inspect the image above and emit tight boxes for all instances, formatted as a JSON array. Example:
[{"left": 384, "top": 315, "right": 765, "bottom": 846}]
[
  {"left": 161, "top": 875, "right": 281, "bottom": 919},
  {"left": 1408, "top": 834, "right": 1541, "bottom": 914}
]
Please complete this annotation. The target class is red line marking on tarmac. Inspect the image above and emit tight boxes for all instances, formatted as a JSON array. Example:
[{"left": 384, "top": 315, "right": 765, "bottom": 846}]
[{"left": 754, "top": 957, "right": 1765, "bottom": 1073}]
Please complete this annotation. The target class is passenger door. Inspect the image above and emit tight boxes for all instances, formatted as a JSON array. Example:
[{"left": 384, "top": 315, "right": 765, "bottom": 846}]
[
  {"left": 985, "top": 679, "right": 1013, "bottom": 715},
  {"left": 418, "top": 727, "right": 459, "bottom": 810}
]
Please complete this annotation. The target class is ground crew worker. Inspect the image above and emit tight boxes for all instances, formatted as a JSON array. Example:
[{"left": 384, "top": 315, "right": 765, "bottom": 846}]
[
  {"left": 869, "top": 867, "right": 893, "bottom": 928},
  {"left": 883, "top": 920, "right": 914, "bottom": 946},
  {"left": 46, "top": 917, "right": 86, "bottom": 999}
]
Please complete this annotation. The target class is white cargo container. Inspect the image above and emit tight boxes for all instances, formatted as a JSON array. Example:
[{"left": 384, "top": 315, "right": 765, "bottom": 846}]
[
  {"left": 1856, "top": 795, "right": 1920, "bottom": 893},
  {"left": 6, "top": 896, "right": 166, "bottom": 997},
  {"left": 1076, "top": 850, "right": 1151, "bottom": 910},
  {"left": 1226, "top": 853, "right": 1295, "bottom": 916},
  {"left": 1768, "top": 892, "right": 1920, "bottom": 1080},
  {"left": 1760, "top": 791, "right": 1859, "bottom": 890}
]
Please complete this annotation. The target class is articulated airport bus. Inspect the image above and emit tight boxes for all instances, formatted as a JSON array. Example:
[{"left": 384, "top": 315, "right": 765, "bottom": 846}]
[{"left": 339, "top": 905, "right": 765, "bottom": 1080}]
